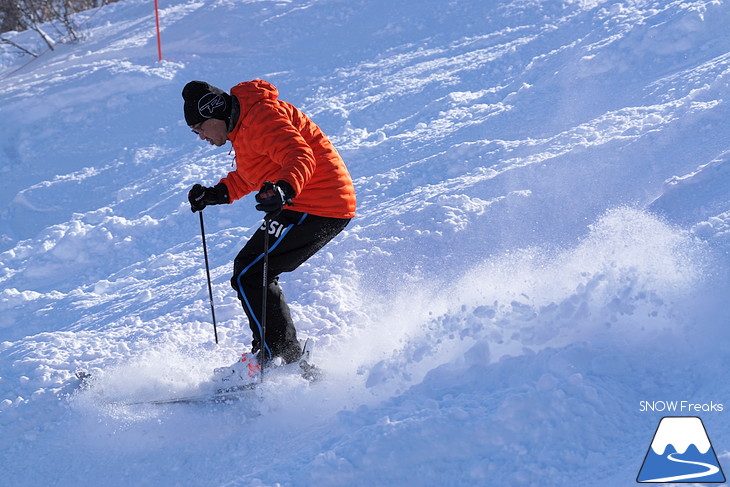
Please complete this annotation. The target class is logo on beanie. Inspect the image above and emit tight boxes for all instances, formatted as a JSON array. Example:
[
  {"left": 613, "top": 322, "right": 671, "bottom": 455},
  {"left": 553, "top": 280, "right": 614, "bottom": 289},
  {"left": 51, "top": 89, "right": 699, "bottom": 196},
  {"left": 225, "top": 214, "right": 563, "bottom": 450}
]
[{"left": 198, "top": 92, "right": 226, "bottom": 118}]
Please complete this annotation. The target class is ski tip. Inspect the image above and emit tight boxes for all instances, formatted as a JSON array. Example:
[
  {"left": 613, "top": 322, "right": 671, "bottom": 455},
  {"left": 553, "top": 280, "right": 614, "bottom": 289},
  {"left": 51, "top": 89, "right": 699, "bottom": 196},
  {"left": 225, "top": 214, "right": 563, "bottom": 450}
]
[{"left": 300, "top": 337, "right": 314, "bottom": 362}]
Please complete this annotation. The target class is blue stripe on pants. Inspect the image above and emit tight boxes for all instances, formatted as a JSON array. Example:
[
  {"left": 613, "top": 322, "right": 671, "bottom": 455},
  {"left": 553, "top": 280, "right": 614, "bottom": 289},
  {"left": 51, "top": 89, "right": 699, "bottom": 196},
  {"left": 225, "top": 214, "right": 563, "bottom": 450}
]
[{"left": 234, "top": 214, "right": 308, "bottom": 359}]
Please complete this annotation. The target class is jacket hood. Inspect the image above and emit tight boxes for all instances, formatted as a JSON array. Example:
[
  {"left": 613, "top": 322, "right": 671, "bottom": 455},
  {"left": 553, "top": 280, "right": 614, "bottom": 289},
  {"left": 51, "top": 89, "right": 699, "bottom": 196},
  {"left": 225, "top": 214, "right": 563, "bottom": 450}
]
[{"left": 230, "top": 80, "right": 279, "bottom": 114}]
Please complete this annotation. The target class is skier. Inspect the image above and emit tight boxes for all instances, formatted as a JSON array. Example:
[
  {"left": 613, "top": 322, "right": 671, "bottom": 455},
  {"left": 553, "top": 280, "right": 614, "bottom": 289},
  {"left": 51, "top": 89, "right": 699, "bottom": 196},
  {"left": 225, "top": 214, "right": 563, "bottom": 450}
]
[{"left": 183, "top": 79, "right": 356, "bottom": 384}]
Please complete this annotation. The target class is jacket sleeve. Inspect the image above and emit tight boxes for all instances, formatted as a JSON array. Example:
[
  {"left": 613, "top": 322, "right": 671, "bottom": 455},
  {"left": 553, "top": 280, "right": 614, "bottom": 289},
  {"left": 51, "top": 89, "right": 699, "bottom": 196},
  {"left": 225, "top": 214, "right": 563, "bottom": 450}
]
[
  {"left": 245, "top": 101, "right": 317, "bottom": 196},
  {"left": 218, "top": 170, "right": 254, "bottom": 202}
]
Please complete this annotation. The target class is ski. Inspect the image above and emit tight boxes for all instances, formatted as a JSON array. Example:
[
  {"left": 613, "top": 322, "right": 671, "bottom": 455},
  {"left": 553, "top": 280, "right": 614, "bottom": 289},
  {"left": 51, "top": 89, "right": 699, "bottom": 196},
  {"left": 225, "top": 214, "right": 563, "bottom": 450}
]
[
  {"left": 74, "top": 372, "right": 259, "bottom": 406},
  {"left": 74, "top": 339, "right": 321, "bottom": 406},
  {"left": 118, "top": 383, "right": 258, "bottom": 406}
]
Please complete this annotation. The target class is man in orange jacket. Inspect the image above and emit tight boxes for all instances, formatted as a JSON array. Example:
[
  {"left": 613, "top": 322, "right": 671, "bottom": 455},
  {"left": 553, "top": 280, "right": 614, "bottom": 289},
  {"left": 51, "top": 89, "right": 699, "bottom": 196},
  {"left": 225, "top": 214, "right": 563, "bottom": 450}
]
[{"left": 183, "top": 80, "right": 355, "bottom": 375}]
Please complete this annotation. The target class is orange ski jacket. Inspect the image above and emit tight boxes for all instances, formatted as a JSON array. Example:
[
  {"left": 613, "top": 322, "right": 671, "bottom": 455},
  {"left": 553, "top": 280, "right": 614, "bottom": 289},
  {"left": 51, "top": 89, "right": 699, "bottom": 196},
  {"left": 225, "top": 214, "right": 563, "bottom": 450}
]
[{"left": 219, "top": 80, "right": 356, "bottom": 219}]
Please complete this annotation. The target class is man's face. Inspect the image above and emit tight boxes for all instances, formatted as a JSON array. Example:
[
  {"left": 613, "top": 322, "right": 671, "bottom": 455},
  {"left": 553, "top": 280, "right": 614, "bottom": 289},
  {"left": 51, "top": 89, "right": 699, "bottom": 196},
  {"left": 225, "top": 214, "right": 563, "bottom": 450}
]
[{"left": 191, "top": 118, "right": 228, "bottom": 147}]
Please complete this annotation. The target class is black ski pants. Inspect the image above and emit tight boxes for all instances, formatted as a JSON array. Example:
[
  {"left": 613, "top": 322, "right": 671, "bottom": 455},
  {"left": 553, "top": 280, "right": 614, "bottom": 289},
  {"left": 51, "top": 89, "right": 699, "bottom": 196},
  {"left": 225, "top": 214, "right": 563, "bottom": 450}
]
[{"left": 231, "top": 210, "right": 350, "bottom": 363}]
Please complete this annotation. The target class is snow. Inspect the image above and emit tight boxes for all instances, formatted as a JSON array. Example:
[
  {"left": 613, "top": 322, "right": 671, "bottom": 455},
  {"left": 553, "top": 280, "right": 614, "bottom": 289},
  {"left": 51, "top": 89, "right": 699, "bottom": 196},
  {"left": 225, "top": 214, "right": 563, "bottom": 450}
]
[{"left": 1, "top": 0, "right": 729, "bottom": 485}]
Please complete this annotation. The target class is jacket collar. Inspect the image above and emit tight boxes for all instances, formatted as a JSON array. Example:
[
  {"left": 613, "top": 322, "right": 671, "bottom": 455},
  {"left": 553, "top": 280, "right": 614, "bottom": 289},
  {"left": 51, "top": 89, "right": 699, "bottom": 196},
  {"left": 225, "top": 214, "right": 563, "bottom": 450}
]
[{"left": 226, "top": 96, "right": 240, "bottom": 133}]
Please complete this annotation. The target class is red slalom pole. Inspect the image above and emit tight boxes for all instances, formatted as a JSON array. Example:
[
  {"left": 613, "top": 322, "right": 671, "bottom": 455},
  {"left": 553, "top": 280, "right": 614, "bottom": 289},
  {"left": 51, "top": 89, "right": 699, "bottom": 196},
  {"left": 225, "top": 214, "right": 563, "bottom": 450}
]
[{"left": 154, "top": 0, "right": 163, "bottom": 61}]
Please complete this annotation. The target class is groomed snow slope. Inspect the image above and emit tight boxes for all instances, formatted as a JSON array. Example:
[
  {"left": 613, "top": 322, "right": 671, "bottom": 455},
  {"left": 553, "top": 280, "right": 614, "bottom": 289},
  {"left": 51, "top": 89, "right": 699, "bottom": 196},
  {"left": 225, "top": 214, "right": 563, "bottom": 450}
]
[{"left": 1, "top": 0, "right": 729, "bottom": 485}]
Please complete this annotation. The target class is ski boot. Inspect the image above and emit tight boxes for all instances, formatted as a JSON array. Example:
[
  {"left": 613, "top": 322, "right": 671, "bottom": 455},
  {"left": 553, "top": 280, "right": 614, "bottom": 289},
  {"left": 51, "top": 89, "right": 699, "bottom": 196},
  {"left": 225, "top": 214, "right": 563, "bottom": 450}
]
[{"left": 213, "top": 351, "right": 262, "bottom": 391}]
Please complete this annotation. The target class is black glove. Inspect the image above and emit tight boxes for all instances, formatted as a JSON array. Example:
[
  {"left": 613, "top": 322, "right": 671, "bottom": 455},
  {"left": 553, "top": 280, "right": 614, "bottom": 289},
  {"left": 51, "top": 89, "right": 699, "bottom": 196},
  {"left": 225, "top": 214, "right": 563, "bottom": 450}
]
[
  {"left": 188, "top": 183, "right": 229, "bottom": 212},
  {"left": 255, "top": 181, "right": 294, "bottom": 213}
]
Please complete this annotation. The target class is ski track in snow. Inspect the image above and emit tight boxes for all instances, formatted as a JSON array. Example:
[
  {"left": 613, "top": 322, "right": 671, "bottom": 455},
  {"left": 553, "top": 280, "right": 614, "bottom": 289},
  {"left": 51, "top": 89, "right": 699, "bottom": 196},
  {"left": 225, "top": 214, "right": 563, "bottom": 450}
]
[{"left": 1, "top": 0, "right": 729, "bottom": 486}]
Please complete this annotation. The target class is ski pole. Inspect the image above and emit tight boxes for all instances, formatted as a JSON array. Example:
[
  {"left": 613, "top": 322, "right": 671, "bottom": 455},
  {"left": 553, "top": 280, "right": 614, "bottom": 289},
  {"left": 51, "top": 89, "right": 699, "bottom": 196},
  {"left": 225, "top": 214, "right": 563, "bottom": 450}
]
[
  {"left": 199, "top": 211, "right": 219, "bottom": 344},
  {"left": 260, "top": 213, "right": 273, "bottom": 382}
]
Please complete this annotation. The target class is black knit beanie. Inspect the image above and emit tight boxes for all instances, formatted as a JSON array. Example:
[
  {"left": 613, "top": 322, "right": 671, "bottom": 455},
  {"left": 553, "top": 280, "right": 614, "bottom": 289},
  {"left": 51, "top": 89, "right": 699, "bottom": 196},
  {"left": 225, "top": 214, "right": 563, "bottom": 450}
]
[{"left": 182, "top": 81, "right": 232, "bottom": 126}]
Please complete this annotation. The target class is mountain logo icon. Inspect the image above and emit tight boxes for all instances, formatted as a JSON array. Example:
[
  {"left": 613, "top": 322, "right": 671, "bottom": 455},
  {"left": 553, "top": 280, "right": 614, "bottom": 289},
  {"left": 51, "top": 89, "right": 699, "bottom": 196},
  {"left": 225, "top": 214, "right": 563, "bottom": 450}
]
[{"left": 637, "top": 416, "right": 726, "bottom": 483}]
